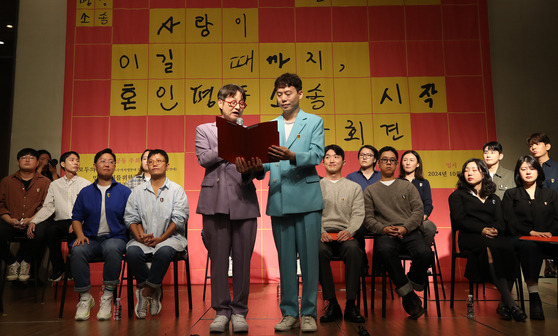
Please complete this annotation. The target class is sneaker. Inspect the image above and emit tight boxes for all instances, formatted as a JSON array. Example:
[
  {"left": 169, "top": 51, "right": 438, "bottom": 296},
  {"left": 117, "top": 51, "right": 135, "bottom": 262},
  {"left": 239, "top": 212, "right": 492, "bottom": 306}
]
[
  {"left": 75, "top": 295, "right": 95, "bottom": 321},
  {"left": 48, "top": 271, "right": 64, "bottom": 282},
  {"left": 150, "top": 287, "right": 162, "bottom": 316},
  {"left": 18, "top": 261, "right": 31, "bottom": 282},
  {"left": 97, "top": 294, "right": 113, "bottom": 320},
  {"left": 210, "top": 315, "right": 230, "bottom": 333},
  {"left": 300, "top": 315, "right": 317, "bottom": 333},
  {"left": 274, "top": 316, "right": 300, "bottom": 332},
  {"left": 228, "top": 256, "right": 233, "bottom": 277},
  {"left": 231, "top": 314, "right": 248, "bottom": 333},
  {"left": 402, "top": 291, "right": 424, "bottom": 319},
  {"left": 134, "top": 288, "right": 150, "bottom": 319},
  {"left": 6, "top": 261, "right": 19, "bottom": 281}
]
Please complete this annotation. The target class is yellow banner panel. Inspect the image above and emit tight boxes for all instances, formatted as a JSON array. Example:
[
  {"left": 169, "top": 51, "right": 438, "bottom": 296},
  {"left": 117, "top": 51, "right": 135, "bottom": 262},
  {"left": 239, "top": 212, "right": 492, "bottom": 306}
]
[
  {"left": 332, "top": 0, "right": 367, "bottom": 6},
  {"left": 296, "top": 0, "right": 332, "bottom": 7},
  {"left": 259, "top": 43, "right": 297, "bottom": 79},
  {"left": 76, "top": 10, "right": 95, "bottom": 27},
  {"left": 111, "top": 44, "right": 149, "bottom": 80},
  {"left": 368, "top": 0, "right": 404, "bottom": 5},
  {"left": 148, "top": 44, "right": 185, "bottom": 79},
  {"left": 95, "top": 0, "right": 112, "bottom": 9},
  {"left": 301, "top": 78, "right": 334, "bottom": 115},
  {"left": 420, "top": 150, "right": 481, "bottom": 189},
  {"left": 296, "top": 43, "right": 333, "bottom": 78},
  {"left": 224, "top": 78, "right": 261, "bottom": 116},
  {"left": 408, "top": 76, "right": 447, "bottom": 113},
  {"left": 332, "top": 42, "right": 370, "bottom": 78},
  {"left": 77, "top": 0, "right": 94, "bottom": 10},
  {"left": 322, "top": 114, "right": 336, "bottom": 148},
  {"left": 110, "top": 80, "right": 148, "bottom": 116},
  {"left": 184, "top": 44, "right": 223, "bottom": 79},
  {"left": 94, "top": 9, "right": 112, "bottom": 27},
  {"left": 222, "top": 8, "right": 259, "bottom": 43},
  {"left": 405, "top": 0, "right": 441, "bottom": 5},
  {"left": 334, "top": 114, "right": 373, "bottom": 152},
  {"left": 371, "top": 77, "right": 410, "bottom": 114},
  {"left": 259, "top": 78, "right": 278, "bottom": 115},
  {"left": 149, "top": 9, "right": 186, "bottom": 44},
  {"left": 184, "top": 79, "right": 224, "bottom": 115},
  {"left": 148, "top": 79, "right": 185, "bottom": 116},
  {"left": 223, "top": 44, "right": 259, "bottom": 79},
  {"left": 372, "top": 113, "right": 412, "bottom": 150},
  {"left": 185, "top": 8, "right": 222, "bottom": 43},
  {"left": 334, "top": 77, "right": 372, "bottom": 115}
]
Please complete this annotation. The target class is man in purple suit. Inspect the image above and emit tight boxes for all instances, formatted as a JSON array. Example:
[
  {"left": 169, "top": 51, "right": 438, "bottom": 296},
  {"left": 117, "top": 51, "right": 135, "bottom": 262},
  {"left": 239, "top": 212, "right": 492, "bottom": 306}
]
[{"left": 195, "top": 84, "right": 260, "bottom": 333}]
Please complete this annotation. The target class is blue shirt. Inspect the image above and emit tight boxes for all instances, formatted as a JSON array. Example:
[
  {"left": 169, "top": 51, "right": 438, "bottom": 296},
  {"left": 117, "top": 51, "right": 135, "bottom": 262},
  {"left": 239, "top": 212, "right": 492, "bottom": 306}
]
[
  {"left": 346, "top": 169, "right": 381, "bottom": 191},
  {"left": 542, "top": 158, "right": 558, "bottom": 194},
  {"left": 72, "top": 179, "right": 131, "bottom": 241}
]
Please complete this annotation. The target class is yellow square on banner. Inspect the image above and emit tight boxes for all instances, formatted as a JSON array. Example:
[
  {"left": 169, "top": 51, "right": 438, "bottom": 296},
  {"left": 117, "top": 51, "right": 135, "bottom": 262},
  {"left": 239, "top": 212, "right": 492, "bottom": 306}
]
[
  {"left": 259, "top": 43, "right": 296, "bottom": 79},
  {"left": 296, "top": 0, "right": 331, "bottom": 6},
  {"left": 225, "top": 79, "right": 260, "bottom": 116},
  {"left": 296, "top": 43, "right": 333, "bottom": 78},
  {"left": 94, "top": 9, "right": 112, "bottom": 26},
  {"left": 148, "top": 80, "right": 185, "bottom": 115},
  {"left": 260, "top": 114, "right": 277, "bottom": 123},
  {"left": 321, "top": 114, "right": 336, "bottom": 147},
  {"left": 77, "top": 0, "right": 94, "bottom": 10},
  {"left": 185, "top": 8, "right": 222, "bottom": 43},
  {"left": 110, "top": 80, "right": 148, "bottom": 116},
  {"left": 368, "top": 0, "right": 404, "bottom": 4},
  {"left": 111, "top": 44, "right": 149, "bottom": 80},
  {"left": 185, "top": 44, "right": 222, "bottom": 79},
  {"left": 76, "top": 10, "right": 95, "bottom": 27},
  {"left": 334, "top": 114, "right": 373, "bottom": 152},
  {"left": 408, "top": 77, "right": 447, "bottom": 113},
  {"left": 301, "top": 78, "right": 334, "bottom": 115},
  {"left": 149, "top": 44, "right": 185, "bottom": 79},
  {"left": 167, "top": 152, "right": 185, "bottom": 187},
  {"left": 185, "top": 79, "right": 223, "bottom": 115},
  {"left": 405, "top": 0, "right": 441, "bottom": 5},
  {"left": 420, "top": 150, "right": 480, "bottom": 188},
  {"left": 372, "top": 113, "right": 412, "bottom": 150},
  {"left": 334, "top": 78, "right": 372, "bottom": 115},
  {"left": 223, "top": 44, "right": 259, "bottom": 78},
  {"left": 332, "top": 0, "right": 367, "bottom": 6},
  {"left": 259, "top": 78, "right": 279, "bottom": 115},
  {"left": 332, "top": 43, "right": 370, "bottom": 78},
  {"left": 76, "top": 154, "right": 96, "bottom": 183},
  {"left": 149, "top": 9, "right": 186, "bottom": 44},
  {"left": 372, "top": 77, "right": 410, "bottom": 114},
  {"left": 95, "top": 0, "right": 112, "bottom": 9},
  {"left": 222, "top": 9, "right": 258, "bottom": 43}
]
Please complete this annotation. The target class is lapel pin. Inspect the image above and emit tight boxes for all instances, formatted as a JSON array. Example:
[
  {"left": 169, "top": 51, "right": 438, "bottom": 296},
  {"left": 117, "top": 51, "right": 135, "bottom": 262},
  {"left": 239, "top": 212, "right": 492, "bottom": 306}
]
[
  {"left": 107, "top": 193, "right": 111, "bottom": 198},
  {"left": 160, "top": 198, "right": 164, "bottom": 203}
]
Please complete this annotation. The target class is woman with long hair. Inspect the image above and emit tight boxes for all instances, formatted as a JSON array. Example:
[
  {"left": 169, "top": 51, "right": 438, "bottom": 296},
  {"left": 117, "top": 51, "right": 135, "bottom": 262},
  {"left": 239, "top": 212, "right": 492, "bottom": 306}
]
[
  {"left": 448, "top": 158, "right": 526, "bottom": 321},
  {"left": 125, "top": 149, "right": 151, "bottom": 189},
  {"left": 502, "top": 155, "right": 558, "bottom": 320}
]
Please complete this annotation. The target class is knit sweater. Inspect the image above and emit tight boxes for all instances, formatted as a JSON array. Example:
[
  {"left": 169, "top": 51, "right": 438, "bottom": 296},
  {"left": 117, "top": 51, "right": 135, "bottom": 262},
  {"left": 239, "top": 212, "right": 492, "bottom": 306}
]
[
  {"left": 319, "top": 177, "right": 364, "bottom": 236},
  {"left": 363, "top": 179, "right": 424, "bottom": 235}
]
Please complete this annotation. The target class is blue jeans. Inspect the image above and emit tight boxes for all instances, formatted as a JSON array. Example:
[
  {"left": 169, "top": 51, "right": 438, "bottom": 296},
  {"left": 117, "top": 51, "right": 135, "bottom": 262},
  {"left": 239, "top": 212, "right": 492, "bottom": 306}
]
[
  {"left": 127, "top": 245, "right": 177, "bottom": 288},
  {"left": 71, "top": 236, "right": 126, "bottom": 292}
]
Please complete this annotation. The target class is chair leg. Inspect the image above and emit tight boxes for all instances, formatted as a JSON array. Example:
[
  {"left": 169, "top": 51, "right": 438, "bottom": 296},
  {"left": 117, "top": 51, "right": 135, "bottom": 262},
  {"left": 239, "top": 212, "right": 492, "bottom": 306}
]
[
  {"left": 433, "top": 239, "right": 446, "bottom": 299},
  {"left": 174, "top": 260, "right": 179, "bottom": 318},
  {"left": 127, "top": 263, "right": 134, "bottom": 319},
  {"left": 431, "top": 253, "right": 441, "bottom": 317},
  {"left": 186, "top": 254, "right": 192, "bottom": 310},
  {"left": 450, "top": 255, "right": 456, "bottom": 309},
  {"left": 203, "top": 253, "right": 209, "bottom": 301},
  {"left": 58, "top": 263, "right": 70, "bottom": 319},
  {"left": 381, "top": 268, "right": 387, "bottom": 318},
  {"left": 0, "top": 261, "right": 5, "bottom": 314},
  {"left": 361, "top": 273, "right": 368, "bottom": 318}
]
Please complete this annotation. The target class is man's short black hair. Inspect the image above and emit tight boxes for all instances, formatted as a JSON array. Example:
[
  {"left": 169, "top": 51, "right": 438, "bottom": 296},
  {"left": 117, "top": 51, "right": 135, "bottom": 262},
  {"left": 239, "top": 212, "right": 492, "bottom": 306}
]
[
  {"left": 17, "top": 148, "right": 38, "bottom": 160},
  {"left": 218, "top": 84, "right": 246, "bottom": 102},
  {"left": 274, "top": 73, "right": 302, "bottom": 92},
  {"left": 147, "top": 149, "right": 169, "bottom": 164},
  {"left": 324, "top": 144, "right": 345, "bottom": 161},
  {"left": 378, "top": 146, "right": 398, "bottom": 161},
  {"left": 60, "top": 151, "right": 80, "bottom": 171},
  {"left": 357, "top": 145, "right": 378, "bottom": 160},
  {"left": 94, "top": 148, "right": 116, "bottom": 163},
  {"left": 527, "top": 132, "right": 551, "bottom": 146},
  {"left": 483, "top": 141, "right": 503, "bottom": 153}
]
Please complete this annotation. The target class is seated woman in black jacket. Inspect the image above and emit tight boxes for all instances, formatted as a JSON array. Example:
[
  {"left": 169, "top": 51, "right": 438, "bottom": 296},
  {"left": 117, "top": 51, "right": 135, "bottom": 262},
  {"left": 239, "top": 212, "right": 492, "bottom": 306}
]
[
  {"left": 449, "top": 158, "right": 526, "bottom": 321},
  {"left": 502, "top": 155, "right": 558, "bottom": 320}
]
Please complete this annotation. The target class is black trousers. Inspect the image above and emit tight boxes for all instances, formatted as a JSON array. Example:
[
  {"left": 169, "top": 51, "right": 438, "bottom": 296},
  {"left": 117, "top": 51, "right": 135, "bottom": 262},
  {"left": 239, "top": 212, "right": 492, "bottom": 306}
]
[
  {"left": 512, "top": 236, "right": 558, "bottom": 282},
  {"left": 45, "top": 219, "right": 75, "bottom": 274},
  {"left": 0, "top": 219, "right": 47, "bottom": 264},
  {"left": 319, "top": 239, "right": 363, "bottom": 301}
]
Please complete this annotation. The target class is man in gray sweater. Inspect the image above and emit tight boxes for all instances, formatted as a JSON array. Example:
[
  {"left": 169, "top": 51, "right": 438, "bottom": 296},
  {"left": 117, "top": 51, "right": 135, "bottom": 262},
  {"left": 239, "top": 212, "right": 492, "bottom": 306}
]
[
  {"left": 363, "top": 146, "right": 430, "bottom": 319},
  {"left": 318, "top": 144, "right": 365, "bottom": 323}
]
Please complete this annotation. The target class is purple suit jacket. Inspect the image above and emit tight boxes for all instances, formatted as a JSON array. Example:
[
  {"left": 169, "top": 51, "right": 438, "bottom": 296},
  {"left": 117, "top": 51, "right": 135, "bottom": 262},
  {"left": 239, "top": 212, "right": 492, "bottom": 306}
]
[{"left": 195, "top": 122, "right": 260, "bottom": 220}]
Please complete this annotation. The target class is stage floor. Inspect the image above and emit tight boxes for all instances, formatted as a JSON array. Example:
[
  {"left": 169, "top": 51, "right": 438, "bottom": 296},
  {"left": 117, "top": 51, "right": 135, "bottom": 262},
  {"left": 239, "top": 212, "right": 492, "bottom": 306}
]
[{"left": 0, "top": 279, "right": 556, "bottom": 336}]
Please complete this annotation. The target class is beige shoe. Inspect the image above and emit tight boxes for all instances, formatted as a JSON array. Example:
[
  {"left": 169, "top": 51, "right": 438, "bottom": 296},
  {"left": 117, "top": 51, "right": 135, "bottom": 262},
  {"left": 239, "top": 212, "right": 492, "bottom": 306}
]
[
  {"left": 75, "top": 294, "right": 95, "bottom": 321},
  {"left": 274, "top": 315, "right": 300, "bottom": 331},
  {"left": 209, "top": 315, "right": 229, "bottom": 333},
  {"left": 300, "top": 315, "right": 317, "bottom": 332},
  {"left": 18, "top": 261, "right": 30, "bottom": 281},
  {"left": 6, "top": 261, "right": 19, "bottom": 281}
]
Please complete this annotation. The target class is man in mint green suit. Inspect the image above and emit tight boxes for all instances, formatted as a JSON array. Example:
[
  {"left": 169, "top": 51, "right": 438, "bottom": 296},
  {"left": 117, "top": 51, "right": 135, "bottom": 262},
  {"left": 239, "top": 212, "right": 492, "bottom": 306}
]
[{"left": 258, "top": 73, "right": 325, "bottom": 333}]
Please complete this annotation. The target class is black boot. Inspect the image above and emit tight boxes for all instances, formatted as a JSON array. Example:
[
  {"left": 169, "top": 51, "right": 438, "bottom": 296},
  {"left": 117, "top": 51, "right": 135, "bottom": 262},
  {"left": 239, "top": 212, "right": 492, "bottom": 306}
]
[
  {"left": 529, "top": 292, "right": 545, "bottom": 320},
  {"left": 320, "top": 299, "right": 342, "bottom": 322},
  {"left": 510, "top": 304, "right": 527, "bottom": 322},
  {"left": 344, "top": 300, "right": 365, "bottom": 323},
  {"left": 402, "top": 291, "right": 424, "bottom": 319}
]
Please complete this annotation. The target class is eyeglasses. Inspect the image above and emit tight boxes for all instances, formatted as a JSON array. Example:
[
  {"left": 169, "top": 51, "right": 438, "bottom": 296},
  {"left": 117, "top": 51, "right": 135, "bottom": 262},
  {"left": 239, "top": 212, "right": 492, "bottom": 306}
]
[
  {"left": 97, "top": 160, "right": 115, "bottom": 165},
  {"left": 148, "top": 159, "right": 166, "bottom": 165},
  {"left": 20, "top": 155, "right": 36, "bottom": 160},
  {"left": 379, "top": 158, "right": 398, "bottom": 164},
  {"left": 221, "top": 99, "right": 247, "bottom": 109},
  {"left": 359, "top": 153, "right": 374, "bottom": 158}
]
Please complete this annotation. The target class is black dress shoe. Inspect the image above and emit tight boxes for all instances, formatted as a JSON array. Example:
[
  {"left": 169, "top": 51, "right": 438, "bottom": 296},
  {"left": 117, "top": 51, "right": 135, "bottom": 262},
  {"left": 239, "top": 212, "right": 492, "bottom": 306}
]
[
  {"left": 319, "top": 302, "right": 342, "bottom": 322},
  {"left": 510, "top": 305, "right": 527, "bottom": 322},
  {"left": 496, "top": 303, "right": 512, "bottom": 320},
  {"left": 529, "top": 292, "right": 545, "bottom": 320},
  {"left": 402, "top": 291, "right": 424, "bottom": 319},
  {"left": 344, "top": 304, "right": 365, "bottom": 323}
]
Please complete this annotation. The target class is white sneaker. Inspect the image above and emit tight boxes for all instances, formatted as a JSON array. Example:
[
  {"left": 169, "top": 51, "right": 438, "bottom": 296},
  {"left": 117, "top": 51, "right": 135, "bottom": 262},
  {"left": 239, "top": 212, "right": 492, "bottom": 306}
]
[
  {"left": 135, "top": 288, "right": 150, "bottom": 319},
  {"left": 6, "top": 261, "right": 19, "bottom": 281},
  {"left": 210, "top": 315, "right": 229, "bottom": 333},
  {"left": 228, "top": 256, "right": 233, "bottom": 277},
  {"left": 296, "top": 259, "right": 302, "bottom": 276},
  {"left": 231, "top": 314, "right": 248, "bottom": 333},
  {"left": 150, "top": 287, "right": 162, "bottom": 316},
  {"left": 75, "top": 295, "right": 95, "bottom": 321},
  {"left": 97, "top": 294, "right": 113, "bottom": 320},
  {"left": 18, "top": 261, "right": 30, "bottom": 281},
  {"left": 300, "top": 315, "right": 317, "bottom": 332},
  {"left": 274, "top": 316, "right": 300, "bottom": 331}
]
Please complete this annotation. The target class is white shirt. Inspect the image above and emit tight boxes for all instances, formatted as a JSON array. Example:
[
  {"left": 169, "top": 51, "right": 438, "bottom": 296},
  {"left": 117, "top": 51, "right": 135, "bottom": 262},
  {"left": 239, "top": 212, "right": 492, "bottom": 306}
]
[
  {"left": 97, "top": 185, "right": 110, "bottom": 235},
  {"left": 284, "top": 121, "right": 295, "bottom": 141},
  {"left": 31, "top": 174, "right": 91, "bottom": 224}
]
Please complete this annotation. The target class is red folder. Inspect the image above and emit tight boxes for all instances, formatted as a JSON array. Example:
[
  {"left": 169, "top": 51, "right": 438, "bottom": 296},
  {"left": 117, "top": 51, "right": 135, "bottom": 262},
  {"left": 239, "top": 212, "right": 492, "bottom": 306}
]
[
  {"left": 519, "top": 236, "right": 558, "bottom": 244},
  {"left": 216, "top": 116, "right": 279, "bottom": 163}
]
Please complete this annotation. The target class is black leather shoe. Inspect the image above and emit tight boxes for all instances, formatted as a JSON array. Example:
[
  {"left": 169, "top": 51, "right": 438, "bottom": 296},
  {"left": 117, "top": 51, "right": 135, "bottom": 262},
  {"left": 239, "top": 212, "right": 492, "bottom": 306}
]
[
  {"left": 529, "top": 293, "right": 545, "bottom": 320},
  {"left": 319, "top": 301, "right": 342, "bottom": 322},
  {"left": 344, "top": 304, "right": 365, "bottom": 323},
  {"left": 510, "top": 304, "right": 527, "bottom": 322},
  {"left": 497, "top": 303, "right": 512, "bottom": 320},
  {"left": 402, "top": 291, "right": 424, "bottom": 319}
]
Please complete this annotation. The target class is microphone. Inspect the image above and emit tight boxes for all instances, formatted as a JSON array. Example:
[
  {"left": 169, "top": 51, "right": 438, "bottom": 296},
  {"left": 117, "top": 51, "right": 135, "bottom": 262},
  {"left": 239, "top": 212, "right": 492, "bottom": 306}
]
[{"left": 236, "top": 117, "right": 244, "bottom": 126}]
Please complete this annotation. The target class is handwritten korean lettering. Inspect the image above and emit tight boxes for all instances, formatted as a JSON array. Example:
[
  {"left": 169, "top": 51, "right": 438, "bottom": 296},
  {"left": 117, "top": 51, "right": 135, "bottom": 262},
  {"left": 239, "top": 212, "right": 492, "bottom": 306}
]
[
  {"left": 306, "top": 51, "right": 323, "bottom": 71},
  {"left": 156, "top": 49, "right": 174, "bottom": 74},
  {"left": 379, "top": 123, "right": 403, "bottom": 141},
  {"left": 306, "top": 83, "right": 325, "bottom": 110},
  {"left": 235, "top": 13, "right": 247, "bottom": 38},
  {"left": 266, "top": 52, "right": 291, "bottom": 69},
  {"left": 156, "top": 85, "right": 178, "bottom": 111},
  {"left": 344, "top": 120, "right": 364, "bottom": 145},
  {"left": 80, "top": 12, "right": 91, "bottom": 24},
  {"left": 97, "top": 12, "right": 109, "bottom": 25},
  {"left": 195, "top": 14, "right": 213, "bottom": 37},
  {"left": 419, "top": 83, "right": 438, "bottom": 108},
  {"left": 121, "top": 83, "right": 137, "bottom": 110},
  {"left": 380, "top": 84, "right": 402, "bottom": 105},
  {"left": 157, "top": 16, "right": 181, "bottom": 36},
  {"left": 120, "top": 54, "right": 139, "bottom": 69},
  {"left": 229, "top": 50, "right": 254, "bottom": 72},
  {"left": 190, "top": 84, "right": 216, "bottom": 108}
]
